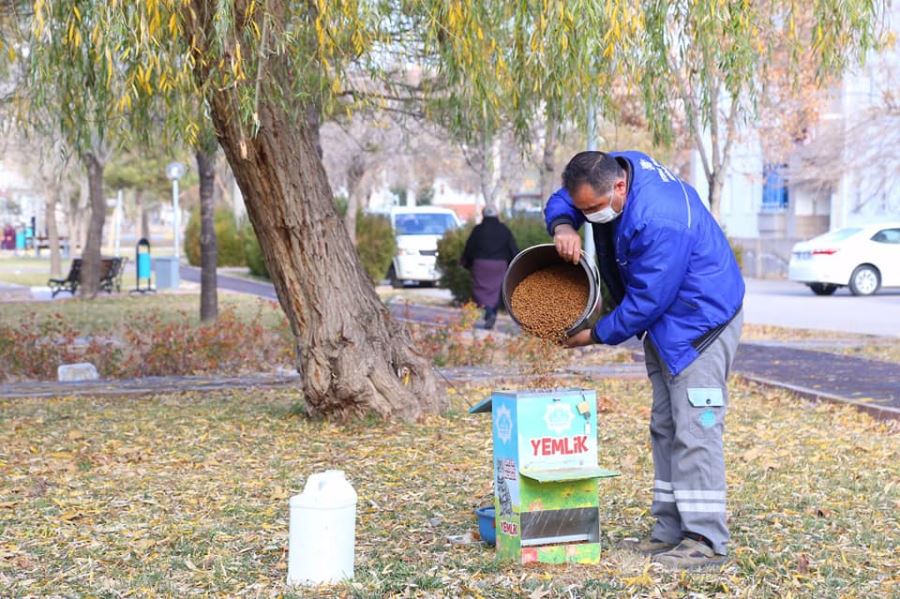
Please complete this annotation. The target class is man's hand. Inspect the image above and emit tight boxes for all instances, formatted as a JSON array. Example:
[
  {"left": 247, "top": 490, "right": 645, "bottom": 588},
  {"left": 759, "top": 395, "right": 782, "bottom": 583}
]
[
  {"left": 564, "top": 329, "right": 594, "bottom": 348},
  {"left": 553, "top": 224, "right": 581, "bottom": 264}
]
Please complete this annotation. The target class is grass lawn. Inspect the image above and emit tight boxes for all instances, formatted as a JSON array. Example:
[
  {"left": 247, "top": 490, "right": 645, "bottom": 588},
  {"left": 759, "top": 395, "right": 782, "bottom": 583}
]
[
  {"left": 0, "top": 378, "right": 896, "bottom": 597},
  {"left": 0, "top": 292, "right": 287, "bottom": 334},
  {"left": 0, "top": 256, "right": 75, "bottom": 287},
  {"left": 0, "top": 247, "right": 179, "bottom": 287}
]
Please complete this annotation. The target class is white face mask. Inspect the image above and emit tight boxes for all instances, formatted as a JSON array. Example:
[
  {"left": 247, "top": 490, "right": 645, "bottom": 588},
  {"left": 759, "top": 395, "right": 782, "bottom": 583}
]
[{"left": 583, "top": 204, "right": 620, "bottom": 224}]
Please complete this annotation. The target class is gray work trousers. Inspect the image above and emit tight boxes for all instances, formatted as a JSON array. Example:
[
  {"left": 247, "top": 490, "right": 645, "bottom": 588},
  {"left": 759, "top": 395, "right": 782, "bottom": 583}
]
[{"left": 643, "top": 310, "right": 743, "bottom": 555}]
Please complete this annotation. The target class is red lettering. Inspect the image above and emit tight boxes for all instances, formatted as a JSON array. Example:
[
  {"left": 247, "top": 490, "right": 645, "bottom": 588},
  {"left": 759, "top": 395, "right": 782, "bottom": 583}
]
[
  {"left": 551, "top": 438, "right": 565, "bottom": 455},
  {"left": 501, "top": 521, "right": 519, "bottom": 536},
  {"left": 574, "top": 436, "right": 587, "bottom": 453},
  {"left": 530, "top": 436, "right": 591, "bottom": 456}
]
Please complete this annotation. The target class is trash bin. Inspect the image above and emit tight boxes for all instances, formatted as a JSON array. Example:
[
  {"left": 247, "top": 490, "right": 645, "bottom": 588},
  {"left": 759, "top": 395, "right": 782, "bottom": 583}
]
[{"left": 153, "top": 256, "right": 180, "bottom": 289}]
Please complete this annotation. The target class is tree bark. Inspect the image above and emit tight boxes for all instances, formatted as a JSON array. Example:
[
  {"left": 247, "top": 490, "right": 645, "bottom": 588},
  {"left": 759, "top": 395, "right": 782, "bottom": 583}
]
[
  {"left": 196, "top": 147, "right": 218, "bottom": 322},
  {"left": 46, "top": 190, "right": 62, "bottom": 278},
  {"left": 343, "top": 152, "right": 365, "bottom": 246},
  {"left": 707, "top": 174, "right": 725, "bottom": 223},
  {"left": 206, "top": 99, "right": 444, "bottom": 420},
  {"left": 80, "top": 151, "right": 106, "bottom": 297},
  {"left": 538, "top": 117, "right": 559, "bottom": 201}
]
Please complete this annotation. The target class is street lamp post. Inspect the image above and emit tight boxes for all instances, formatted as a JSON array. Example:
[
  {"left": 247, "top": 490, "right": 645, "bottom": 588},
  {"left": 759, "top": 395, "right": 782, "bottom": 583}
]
[{"left": 166, "top": 161, "right": 186, "bottom": 261}]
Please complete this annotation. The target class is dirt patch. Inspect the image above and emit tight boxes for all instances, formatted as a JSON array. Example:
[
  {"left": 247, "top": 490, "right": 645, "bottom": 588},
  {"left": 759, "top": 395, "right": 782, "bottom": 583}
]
[{"left": 509, "top": 264, "right": 589, "bottom": 340}]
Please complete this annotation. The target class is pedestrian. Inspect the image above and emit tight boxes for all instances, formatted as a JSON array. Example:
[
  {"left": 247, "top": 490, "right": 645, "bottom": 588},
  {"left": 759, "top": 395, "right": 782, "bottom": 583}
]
[
  {"left": 545, "top": 150, "right": 745, "bottom": 570},
  {"left": 461, "top": 205, "right": 519, "bottom": 329},
  {"left": 1, "top": 222, "right": 14, "bottom": 251}
]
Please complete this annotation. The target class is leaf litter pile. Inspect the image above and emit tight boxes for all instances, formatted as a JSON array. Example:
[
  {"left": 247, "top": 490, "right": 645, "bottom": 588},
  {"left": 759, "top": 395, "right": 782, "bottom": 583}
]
[{"left": 1, "top": 378, "right": 897, "bottom": 597}]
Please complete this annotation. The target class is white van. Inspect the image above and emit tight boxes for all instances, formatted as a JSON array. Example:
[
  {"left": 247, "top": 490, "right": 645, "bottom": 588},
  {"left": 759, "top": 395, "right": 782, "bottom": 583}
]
[{"left": 386, "top": 206, "right": 462, "bottom": 287}]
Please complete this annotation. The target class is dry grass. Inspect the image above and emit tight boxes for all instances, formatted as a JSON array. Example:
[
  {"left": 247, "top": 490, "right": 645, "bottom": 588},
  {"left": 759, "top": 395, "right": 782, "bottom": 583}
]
[{"left": 1, "top": 378, "right": 896, "bottom": 597}]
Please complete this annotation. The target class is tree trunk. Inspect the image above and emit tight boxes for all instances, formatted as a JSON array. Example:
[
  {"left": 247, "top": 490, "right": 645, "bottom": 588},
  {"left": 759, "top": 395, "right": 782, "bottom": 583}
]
[
  {"left": 136, "top": 189, "right": 150, "bottom": 240},
  {"left": 46, "top": 191, "right": 61, "bottom": 278},
  {"left": 538, "top": 117, "right": 559, "bottom": 201},
  {"left": 80, "top": 151, "right": 106, "bottom": 297},
  {"left": 343, "top": 152, "right": 365, "bottom": 246},
  {"left": 207, "top": 97, "right": 445, "bottom": 420},
  {"left": 196, "top": 147, "right": 218, "bottom": 322},
  {"left": 707, "top": 173, "right": 725, "bottom": 223}
]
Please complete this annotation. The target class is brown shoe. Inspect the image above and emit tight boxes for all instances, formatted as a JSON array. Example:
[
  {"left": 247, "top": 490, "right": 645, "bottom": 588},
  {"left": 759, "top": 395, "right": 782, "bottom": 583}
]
[
  {"left": 617, "top": 536, "right": 679, "bottom": 556},
  {"left": 651, "top": 538, "right": 727, "bottom": 571}
]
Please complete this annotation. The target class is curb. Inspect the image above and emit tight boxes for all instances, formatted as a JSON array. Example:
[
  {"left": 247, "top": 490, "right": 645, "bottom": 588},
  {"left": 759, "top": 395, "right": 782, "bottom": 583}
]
[
  {"left": 738, "top": 373, "right": 900, "bottom": 421},
  {"left": 632, "top": 350, "right": 898, "bottom": 421}
]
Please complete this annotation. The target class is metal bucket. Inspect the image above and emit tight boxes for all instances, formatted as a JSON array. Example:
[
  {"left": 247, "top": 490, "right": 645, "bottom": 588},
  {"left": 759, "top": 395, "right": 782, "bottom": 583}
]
[{"left": 502, "top": 243, "right": 602, "bottom": 337}]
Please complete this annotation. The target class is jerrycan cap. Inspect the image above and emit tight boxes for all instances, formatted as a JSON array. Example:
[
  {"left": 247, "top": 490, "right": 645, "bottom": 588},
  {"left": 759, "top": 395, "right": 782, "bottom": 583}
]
[{"left": 290, "top": 469, "right": 357, "bottom": 510}]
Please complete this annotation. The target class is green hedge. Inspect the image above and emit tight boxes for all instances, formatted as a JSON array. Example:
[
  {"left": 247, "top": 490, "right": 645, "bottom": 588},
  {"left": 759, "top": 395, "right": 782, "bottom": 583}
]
[
  {"left": 729, "top": 238, "right": 744, "bottom": 271},
  {"left": 241, "top": 212, "right": 396, "bottom": 284},
  {"left": 356, "top": 213, "right": 397, "bottom": 284},
  {"left": 506, "top": 214, "right": 552, "bottom": 249},
  {"left": 437, "top": 223, "right": 475, "bottom": 304},
  {"left": 243, "top": 224, "right": 268, "bottom": 278},
  {"left": 437, "top": 215, "right": 553, "bottom": 304},
  {"left": 184, "top": 208, "right": 246, "bottom": 267}
]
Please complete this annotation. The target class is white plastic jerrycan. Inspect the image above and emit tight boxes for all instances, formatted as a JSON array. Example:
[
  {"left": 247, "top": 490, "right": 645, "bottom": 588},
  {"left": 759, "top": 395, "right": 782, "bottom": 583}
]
[{"left": 287, "top": 469, "right": 357, "bottom": 586}]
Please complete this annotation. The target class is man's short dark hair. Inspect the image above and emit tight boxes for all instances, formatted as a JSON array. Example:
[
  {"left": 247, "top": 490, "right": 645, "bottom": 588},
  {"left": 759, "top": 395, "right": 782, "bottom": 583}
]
[{"left": 562, "top": 151, "right": 624, "bottom": 196}]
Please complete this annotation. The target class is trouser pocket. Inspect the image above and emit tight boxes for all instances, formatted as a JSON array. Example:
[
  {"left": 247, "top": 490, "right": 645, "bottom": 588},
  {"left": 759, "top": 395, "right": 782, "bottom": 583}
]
[{"left": 686, "top": 387, "right": 725, "bottom": 438}]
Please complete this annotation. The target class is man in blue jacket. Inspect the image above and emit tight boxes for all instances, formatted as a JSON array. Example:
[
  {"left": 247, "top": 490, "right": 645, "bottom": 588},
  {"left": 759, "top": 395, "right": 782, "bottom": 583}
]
[{"left": 545, "top": 151, "right": 745, "bottom": 570}]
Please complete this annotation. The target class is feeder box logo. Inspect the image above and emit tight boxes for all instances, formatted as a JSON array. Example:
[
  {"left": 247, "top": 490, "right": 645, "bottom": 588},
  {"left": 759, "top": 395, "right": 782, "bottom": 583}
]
[
  {"left": 495, "top": 404, "right": 513, "bottom": 445},
  {"left": 543, "top": 402, "right": 575, "bottom": 434}
]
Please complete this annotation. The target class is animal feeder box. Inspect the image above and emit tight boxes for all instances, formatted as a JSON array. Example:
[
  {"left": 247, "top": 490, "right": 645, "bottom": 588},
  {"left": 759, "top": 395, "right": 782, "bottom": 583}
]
[{"left": 470, "top": 389, "right": 618, "bottom": 565}]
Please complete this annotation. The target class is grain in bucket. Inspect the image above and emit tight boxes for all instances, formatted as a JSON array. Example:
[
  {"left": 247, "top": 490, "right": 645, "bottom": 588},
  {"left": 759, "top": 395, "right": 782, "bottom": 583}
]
[{"left": 502, "top": 244, "right": 602, "bottom": 341}]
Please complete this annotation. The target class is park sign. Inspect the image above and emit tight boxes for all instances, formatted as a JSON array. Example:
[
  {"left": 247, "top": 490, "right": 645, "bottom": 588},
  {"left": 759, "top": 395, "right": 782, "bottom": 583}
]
[{"left": 470, "top": 389, "right": 618, "bottom": 565}]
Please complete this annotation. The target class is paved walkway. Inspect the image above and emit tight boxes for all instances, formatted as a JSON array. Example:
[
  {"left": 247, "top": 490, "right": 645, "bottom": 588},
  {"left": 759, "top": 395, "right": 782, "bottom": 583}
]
[
  {"left": 0, "top": 281, "right": 31, "bottom": 301},
  {"left": 732, "top": 343, "right": 899, "bottom": 420}
]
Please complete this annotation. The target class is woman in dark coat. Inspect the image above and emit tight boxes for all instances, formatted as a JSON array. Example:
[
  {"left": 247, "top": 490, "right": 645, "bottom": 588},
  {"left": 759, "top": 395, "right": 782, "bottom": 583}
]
[{"left": 461, "top": 205, "right": 519, "bottom": 329}]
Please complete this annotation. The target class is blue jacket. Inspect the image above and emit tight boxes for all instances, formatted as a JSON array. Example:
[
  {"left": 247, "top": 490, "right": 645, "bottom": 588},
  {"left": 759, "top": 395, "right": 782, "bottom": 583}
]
[{"left": 544, "top": 151, "right": 745, "bottom": 376}]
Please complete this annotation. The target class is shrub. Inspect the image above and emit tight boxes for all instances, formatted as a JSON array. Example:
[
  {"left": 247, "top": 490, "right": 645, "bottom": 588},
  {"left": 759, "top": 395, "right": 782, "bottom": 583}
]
[
  {"left": 239, "top": 212, "right": 395, "bottom": 284},
  {"left": 729, "top": 238, "right": 745, "bottom": 271},
  {"left": 0, "top": 306, "right": 293, "bottom": 382},
  {"left": 184, "top": 208, "right": 246, "bottom": 267},
  {"left": 0, "top": 314, "right": 123, "bottom": 382},
  {"left": 506, "top": 214, "right": 552, "bottom": 249},
  {"left": 243, "top": 223, "right": 269, "bottom": 279},
  {"left": 406, "top": 302, "right": 499, "bottom": 367},
  {"left": 119, "top": 306, "right": 292, "bottom": 377},
  {"left": 355, "top": 212, "right": 397, "bottom": 284},
  {"left": 437, "top": 215, "right": 552, "bottom": 304},
  {"left": 437, "top": 223, "right": 475, "bottom": 304}
]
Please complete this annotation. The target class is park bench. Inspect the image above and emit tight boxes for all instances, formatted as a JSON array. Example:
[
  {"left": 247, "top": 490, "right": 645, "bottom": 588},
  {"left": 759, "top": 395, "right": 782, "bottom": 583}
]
[{"left": 48, "top": 257, "right": 128, "bottom": 298}]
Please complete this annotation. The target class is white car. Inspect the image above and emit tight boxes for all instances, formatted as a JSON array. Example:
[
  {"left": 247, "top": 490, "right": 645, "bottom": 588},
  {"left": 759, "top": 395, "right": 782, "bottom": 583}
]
[
  {"left": 788, "top": 223, "right": 900, "bottom": 296},
  {"left": 387, "top": 207, "right": 461, "bottom": 287}
]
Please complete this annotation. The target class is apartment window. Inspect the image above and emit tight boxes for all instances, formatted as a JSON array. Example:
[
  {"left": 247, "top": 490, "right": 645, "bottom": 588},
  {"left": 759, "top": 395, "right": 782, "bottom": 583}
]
[{"left": 761, "top": 164, "right": 789, "bottom": 212}]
